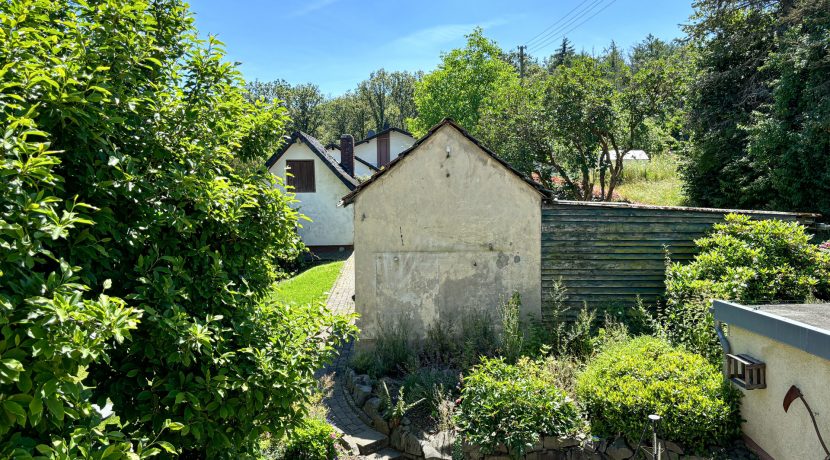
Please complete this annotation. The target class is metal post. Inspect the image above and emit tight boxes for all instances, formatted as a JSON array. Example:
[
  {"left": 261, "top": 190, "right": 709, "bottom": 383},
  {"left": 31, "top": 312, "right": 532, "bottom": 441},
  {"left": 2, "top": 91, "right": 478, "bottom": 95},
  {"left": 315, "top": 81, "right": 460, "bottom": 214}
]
[{"left": 649, "top": 414, "right": 661, "bottom": 460}]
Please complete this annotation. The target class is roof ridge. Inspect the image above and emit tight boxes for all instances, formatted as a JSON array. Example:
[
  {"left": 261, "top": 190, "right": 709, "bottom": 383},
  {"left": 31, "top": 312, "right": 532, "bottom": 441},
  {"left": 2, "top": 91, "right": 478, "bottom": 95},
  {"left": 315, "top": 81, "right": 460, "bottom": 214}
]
[{"left": 340, "top": 118, "right": 550, "bottom": 206}]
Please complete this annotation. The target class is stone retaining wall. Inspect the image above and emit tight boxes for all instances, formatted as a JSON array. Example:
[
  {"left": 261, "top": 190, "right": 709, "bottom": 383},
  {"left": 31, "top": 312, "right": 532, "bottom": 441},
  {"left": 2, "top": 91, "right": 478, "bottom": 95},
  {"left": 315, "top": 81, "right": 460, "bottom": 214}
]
[{"left": 342, "top": 369, "right": 708, "bottom": 460}]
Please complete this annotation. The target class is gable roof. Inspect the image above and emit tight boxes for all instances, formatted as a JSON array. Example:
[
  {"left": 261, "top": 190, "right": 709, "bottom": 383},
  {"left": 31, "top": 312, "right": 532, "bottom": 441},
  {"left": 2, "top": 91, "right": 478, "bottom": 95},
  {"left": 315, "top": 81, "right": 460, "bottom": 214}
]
[
  {"left": 341, "top": 119, "right": 550, "bottom": 206},
  {"left": 265, "top": 131, "right": 359, "bottom": 190},
  {"left": 323, "top": 144, "right": 380, "bottom": 172},
  {"left": 355, "top": 126, "right": 414, "bottom": 146}
]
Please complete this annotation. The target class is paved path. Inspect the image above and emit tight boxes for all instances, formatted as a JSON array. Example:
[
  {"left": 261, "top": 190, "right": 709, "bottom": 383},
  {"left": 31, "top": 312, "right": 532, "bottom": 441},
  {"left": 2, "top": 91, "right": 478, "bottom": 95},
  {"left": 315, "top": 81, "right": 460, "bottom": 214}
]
[{"left": 317, "top": 255, "right": 400, "bottom": 458}]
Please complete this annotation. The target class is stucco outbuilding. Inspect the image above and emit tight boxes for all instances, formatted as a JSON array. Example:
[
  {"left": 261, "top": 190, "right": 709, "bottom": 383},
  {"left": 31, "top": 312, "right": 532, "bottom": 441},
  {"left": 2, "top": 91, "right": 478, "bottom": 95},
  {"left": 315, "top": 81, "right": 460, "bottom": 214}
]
[{"left": 342, "top": 119, "right": 549, "bottom": 345}]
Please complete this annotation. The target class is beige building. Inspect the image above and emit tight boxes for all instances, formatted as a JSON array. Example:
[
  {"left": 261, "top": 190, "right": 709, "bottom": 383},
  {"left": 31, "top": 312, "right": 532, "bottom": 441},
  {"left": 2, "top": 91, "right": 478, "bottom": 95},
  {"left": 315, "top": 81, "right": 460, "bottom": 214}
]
[
  {"left": 713, "top": 300, "right": 830, "bottom": 460},
  {"left": 342, "top": 119, "right": 549, "bottom": 344}
]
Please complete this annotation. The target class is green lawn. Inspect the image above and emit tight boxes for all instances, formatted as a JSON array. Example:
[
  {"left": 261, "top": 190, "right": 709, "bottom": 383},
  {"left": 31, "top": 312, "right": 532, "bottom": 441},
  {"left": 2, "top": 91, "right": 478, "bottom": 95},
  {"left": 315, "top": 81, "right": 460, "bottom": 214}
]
[
  {"left": 273, "top": 261, "right": 344, "bottom": 306},
  {"left": 616, "top": 177, "right": 687, "bottom": 206}
]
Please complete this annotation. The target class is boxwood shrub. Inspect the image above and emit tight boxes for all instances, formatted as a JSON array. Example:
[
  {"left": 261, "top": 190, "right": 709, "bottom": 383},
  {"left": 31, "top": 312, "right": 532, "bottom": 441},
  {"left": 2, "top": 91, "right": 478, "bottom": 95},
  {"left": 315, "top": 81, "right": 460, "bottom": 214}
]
[
  {"left": 456, "top": 356, "right": 582, "bottom": 458},
  {"left": 576, "top": 337, "right": 741, "bottom": 452}
]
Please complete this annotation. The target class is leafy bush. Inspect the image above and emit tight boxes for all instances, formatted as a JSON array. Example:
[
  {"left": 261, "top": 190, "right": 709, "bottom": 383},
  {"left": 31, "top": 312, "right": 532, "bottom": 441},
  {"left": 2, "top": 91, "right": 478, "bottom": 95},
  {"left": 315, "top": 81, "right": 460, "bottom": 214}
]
[
  {"left": 279, "top": 418, "right": 339, "bottom": 460},
  {"left": 351, "top": 314, "right": 418, "bottom": 377},
  {"left": 1, "top": 0, "right": 355, "bottom": 457},
  {"left": 401, "top": 368, "right": 460, "bottom": 415},
  {"left": 499, "top": 293, "right": 524, "bottom": 363},
  {"left": 665, "top": 214, "right": 829, "bottom": 360},
  {"left": 576, "top": 337, "right": 741, "bottom": 452},
  {"left": 456, "top": 357, "right": 582, "bottom": 459}
]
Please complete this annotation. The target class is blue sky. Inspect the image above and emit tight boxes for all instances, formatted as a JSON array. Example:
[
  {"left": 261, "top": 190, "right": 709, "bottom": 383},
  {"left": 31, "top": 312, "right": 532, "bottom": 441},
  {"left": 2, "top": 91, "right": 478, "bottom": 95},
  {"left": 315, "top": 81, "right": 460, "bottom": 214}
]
[{"left": 189, "top": 0, "right": 694, "bottom": 96}]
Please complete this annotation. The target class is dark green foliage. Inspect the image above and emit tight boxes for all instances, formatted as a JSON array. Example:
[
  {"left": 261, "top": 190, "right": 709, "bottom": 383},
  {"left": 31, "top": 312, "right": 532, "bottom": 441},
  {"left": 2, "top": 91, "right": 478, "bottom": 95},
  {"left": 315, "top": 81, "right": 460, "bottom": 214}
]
[
  {"left": 1, "top": 0, "right": 355, "bottom": 457},
  {"left": 576, "top": 337, "right": 741, "bottom": 453},
  {"left": 684, "top": 0, "right": 830, "bottom": 215},
  {"left": 278, "top": 418, "right": 339, "bottom": 460},
  {"left": 746, "top": 0, "right": 830, "bottom": 215},
  {"left": 456, "top": 356, "right": 582, "bottom": 459},
  {"left": 665, "top": 214, "right": 829, "bottom": 360}
]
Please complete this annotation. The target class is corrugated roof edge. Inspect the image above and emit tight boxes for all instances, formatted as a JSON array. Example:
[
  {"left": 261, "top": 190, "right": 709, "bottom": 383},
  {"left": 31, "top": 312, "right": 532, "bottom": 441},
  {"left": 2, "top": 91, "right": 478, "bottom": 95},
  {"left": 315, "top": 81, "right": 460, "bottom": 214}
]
[
  {"left": 712, "top": 300, "right": 830, "bottom": 361},
  {"left": 264, "top": 131, "right": 359, "bottom": 190},
  {"left": 547, "top": 200, "right": 821, "bottom": 219},
  {"left": 340, "top": 118, "right": 551, "bottom": 206}
]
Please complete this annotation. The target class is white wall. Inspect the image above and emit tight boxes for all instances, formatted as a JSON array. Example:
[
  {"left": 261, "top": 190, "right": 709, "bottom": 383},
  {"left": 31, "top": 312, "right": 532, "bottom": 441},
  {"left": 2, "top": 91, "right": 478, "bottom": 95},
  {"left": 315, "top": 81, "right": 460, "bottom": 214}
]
[
  {"left": 730, "top": 326, "right": 830, "bottom": 460},
  {"left": 269, "top": 141, "right": 353, "bottom": 247},
  {"left": 352, "top": 124, "right": 542, "bottom": 344},
  {"left": 326, "top": 147, "right": 377, "bottom": 179},
  {"left": 354, "top": 130, "right": 415, "bottom": 167}
]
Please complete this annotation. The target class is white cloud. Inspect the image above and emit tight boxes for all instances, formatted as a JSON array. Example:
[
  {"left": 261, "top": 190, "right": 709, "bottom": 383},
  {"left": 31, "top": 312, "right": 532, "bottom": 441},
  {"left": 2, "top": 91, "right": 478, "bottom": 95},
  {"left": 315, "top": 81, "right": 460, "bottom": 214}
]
[
  {"left": 287, "top": 0, "right": 338, "bottom": 18},
  {"left": 389, "top": 19, "right": 509, "bottom": 51}
]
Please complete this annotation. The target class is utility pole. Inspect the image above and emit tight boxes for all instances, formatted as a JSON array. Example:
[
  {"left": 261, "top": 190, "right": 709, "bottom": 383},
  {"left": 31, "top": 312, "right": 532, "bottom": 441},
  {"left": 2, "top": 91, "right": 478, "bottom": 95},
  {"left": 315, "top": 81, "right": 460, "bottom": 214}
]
[{"left": 518, "top": 45, "right": 526, "bottom": 79}]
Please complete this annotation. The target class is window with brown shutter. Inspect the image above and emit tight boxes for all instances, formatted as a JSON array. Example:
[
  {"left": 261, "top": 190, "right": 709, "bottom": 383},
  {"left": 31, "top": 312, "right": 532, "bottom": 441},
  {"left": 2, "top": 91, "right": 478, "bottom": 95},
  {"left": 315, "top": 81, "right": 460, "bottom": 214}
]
[
  {"left": 377, "top": 132, "right": 390, "bottom": 166},
  {"left": 286, "top": 160, "right": 315, "bottom": 192}
]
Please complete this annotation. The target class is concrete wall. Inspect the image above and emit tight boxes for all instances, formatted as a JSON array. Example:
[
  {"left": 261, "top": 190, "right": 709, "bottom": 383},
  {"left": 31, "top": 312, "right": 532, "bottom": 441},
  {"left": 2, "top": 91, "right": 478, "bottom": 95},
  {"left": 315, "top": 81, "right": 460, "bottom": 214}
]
[
  {"left": 269, "top": 141, "right": 353, "bottom": 247},
  {"left": 352, "top": 124, "right": 542, "bottom": 343},
  {"left": 354, "top": 130, "right": 414, "bottom": 167},
  {"left": 729, "top": 325, "right": 830, "bottom": 460}
]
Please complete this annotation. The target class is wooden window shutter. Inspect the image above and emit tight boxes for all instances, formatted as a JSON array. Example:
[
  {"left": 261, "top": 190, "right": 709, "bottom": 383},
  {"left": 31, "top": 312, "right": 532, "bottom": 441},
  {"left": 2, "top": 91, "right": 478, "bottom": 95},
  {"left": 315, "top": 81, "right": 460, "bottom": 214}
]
[
  {"left": 377, "top": 132, "right": 390, "bottom": 167},
  {"left": 286, "top": 160, "right": 315, "bottom": 192}
]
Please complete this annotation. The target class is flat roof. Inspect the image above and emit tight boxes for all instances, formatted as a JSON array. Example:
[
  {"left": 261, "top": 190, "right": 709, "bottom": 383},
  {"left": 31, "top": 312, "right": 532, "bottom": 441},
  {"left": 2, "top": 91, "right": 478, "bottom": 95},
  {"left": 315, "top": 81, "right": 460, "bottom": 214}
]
[{"left": 712, "top": 300, "right": 830, "bottom": 361}]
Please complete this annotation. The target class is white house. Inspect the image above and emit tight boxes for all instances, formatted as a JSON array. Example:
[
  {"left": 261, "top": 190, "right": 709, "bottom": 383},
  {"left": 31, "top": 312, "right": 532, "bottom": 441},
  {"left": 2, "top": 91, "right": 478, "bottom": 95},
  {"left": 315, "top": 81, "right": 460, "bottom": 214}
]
[
  {"left": 326, "top": 127, "right": 415, "bottom": 179},
  {"left": 608, "top": 149, "right": 649, "bottom": 161},
  {"left": 266, "top": 132, "right": 359, "bottom": 251},
  {"left": 266, "top": 128, "right": 415, "bottom": 251}
]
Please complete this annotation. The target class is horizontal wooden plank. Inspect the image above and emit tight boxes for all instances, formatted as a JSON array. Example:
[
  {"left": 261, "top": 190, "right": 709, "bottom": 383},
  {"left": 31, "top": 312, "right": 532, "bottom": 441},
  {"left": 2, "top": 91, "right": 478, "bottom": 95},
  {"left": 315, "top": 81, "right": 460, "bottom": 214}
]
[
  {"left": 542, "top": 240, "right": 698, "bottom": 247},
  {"left": 542, "top": 215, "right": 727, "bottom": 224},
  {"left": 541, "top": 232, "right": 715, "bottom": 241},
  {"left": 542, "top": 222, "right": 718, "bottom": 233}
]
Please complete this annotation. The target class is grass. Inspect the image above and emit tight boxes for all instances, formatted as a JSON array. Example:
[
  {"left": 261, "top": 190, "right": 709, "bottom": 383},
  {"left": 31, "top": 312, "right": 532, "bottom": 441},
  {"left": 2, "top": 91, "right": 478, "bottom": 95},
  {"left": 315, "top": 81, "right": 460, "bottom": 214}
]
[
  {"left": 272, "top": 261, "right": 344, "bottom": 306},
  {"left": 615, "top": 155, "right": 687, "bottom": 206},
  {"left": 616, "top": 177, "right": 686, "bottom": 206}
]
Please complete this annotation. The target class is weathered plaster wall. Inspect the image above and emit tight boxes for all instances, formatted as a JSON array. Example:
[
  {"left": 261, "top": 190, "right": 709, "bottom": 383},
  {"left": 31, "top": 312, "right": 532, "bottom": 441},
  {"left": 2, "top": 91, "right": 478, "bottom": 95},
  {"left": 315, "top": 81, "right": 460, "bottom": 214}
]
[
  {"left": 730, "top": 325, "right": 830, "bottom": 460},
  {"left": 269, "top": 141, "right": 353, "bottom": 247},
  {"left": 352, "top": 125, "right": 542, "bottom": 343}
]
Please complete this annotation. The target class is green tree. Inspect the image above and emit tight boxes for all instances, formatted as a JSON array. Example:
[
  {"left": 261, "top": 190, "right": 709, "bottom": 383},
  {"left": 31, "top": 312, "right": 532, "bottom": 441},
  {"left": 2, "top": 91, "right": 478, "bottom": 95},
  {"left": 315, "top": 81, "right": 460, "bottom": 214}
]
[
  {"left": 543, "top": 55, "right": 679, "bottom": 200},
  {"left": 246, "top": 79, "right": 325, "bottom": 136},
  {"left": 1, "top": 1, "right": 355, "bottom": 458},
  {"left": 682, "top": 0, "right": 782, "bottom": 209},
  {"left": 746, "top": 0, "right": 830, "bottom": 215},
  {"left": 546, "top": 37, "right": 575, "bottom": 71},
  {"left": 409, "top": 28, "right": 518, "bottom": 136},
  {"left": 359, "top": 69, "right": 393, "bottom": 132},
  {"left": 320, "top": 92, "right": 371, "bottom": 143}
]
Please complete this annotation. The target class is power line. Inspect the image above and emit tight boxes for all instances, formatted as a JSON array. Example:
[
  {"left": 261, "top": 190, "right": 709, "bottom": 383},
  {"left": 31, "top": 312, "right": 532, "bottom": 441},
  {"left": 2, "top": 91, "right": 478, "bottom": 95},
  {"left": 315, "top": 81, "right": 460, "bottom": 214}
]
[
  {"left": 529, "top": 0, "right": 614, "bottom": 53},
  {"left": 526, "top": 0, "right": 607, "bottom": 50},
  {"left": 525, "top": 0, "right": 595, "bottom": 47},
  {"left": 529, "top": 0, "right": 618, "bottom": 54}
]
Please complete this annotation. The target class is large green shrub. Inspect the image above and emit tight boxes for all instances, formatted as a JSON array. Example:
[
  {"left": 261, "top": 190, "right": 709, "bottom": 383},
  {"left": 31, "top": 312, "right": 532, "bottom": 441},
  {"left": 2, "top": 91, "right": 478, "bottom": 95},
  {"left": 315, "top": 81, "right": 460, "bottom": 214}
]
[
  {"left": 456, "top": 356, "right": 582, "bottom": 459},
  {"left": 665, "top": 214, "right": 829, "bottom": 359},
  {"left": 576, "top": 337, "right": 740, "bottom": 452},
  {"left": 1, "top": 0, "right": 355, "bottom": 457}
]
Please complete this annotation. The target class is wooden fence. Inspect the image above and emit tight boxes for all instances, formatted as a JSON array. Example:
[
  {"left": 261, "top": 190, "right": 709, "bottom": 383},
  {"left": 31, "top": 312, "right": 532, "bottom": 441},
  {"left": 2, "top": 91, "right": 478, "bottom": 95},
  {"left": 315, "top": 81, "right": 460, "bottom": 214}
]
[{"left": 541, "top": 201, "right": 819, "bottom": 318}]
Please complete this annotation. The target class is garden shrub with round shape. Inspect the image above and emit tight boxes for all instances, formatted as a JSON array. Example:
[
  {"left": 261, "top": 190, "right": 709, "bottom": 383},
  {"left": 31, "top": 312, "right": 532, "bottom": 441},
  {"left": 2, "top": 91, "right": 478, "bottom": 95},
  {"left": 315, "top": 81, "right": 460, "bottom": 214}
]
[
  {"left": 576, "top": 336, "right": 741, "bottom": 452},
  {"left": 280, "top": 418, "right": 340, "bottom": 460},
  {"left": 664, "top": 214, "right": 830, "bottom": 361},
  {"left": 456, "top": 356, "right": 582, "bottom": 459}
]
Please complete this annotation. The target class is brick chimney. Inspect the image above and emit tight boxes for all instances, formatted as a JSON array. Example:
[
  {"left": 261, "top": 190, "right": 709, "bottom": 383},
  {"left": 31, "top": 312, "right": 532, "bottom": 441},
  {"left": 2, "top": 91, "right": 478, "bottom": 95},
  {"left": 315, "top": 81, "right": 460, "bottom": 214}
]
[{"left": 340, "top": 134, "right": 355, "bottom": 176}]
